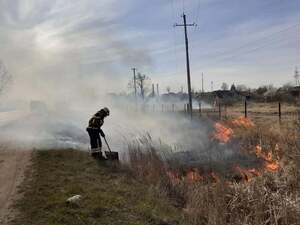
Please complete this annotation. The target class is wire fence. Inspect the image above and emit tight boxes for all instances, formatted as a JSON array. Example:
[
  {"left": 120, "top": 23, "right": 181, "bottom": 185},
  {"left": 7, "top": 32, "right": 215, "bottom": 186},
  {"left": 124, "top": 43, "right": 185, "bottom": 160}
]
[{"left": 138, "top": 101, "right": 300, "bottom": 123}]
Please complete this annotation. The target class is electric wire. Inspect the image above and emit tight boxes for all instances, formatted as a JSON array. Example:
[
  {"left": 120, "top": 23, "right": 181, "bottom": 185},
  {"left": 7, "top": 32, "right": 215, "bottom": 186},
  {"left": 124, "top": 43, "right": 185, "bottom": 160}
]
[
  {"left": 194, "top": 0, "right": 201, "bottom": 31},
  {"left": 201, "top": 21, "right": 300, "bottom": 65},
  {"left": 164, "top": 21, "right": 300, "bottom": 78}
]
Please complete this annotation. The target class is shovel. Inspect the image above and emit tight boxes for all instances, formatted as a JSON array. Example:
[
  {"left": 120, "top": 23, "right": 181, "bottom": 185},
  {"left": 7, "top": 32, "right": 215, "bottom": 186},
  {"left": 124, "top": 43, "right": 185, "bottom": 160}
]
[{"left": 104, "top": 137, "right": 119, "bottom": 161}]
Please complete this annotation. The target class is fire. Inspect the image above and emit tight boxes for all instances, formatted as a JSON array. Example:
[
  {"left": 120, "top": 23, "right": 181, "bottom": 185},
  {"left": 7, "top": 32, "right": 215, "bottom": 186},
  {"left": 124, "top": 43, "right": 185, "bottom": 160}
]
[
  {"left": 186, "top": 169, "right": 203, "bottom": 183},
  {"left": 168, "top": 117, "right": 280, "bottom": 185},
  {"left": 213, "top": 123, "right": 234, "bottom": 143},
  {"left": 255, "top": 145, "right": 280, "bottom": 172},
  {"left": 265, "top": 162, "right": 279, "bottom": 172},
  {"left": 231, "top": 116, "right": 255, "bottom": 128},
  {"left": 234, "top": 166, "right": 262, "bottom": 182}
]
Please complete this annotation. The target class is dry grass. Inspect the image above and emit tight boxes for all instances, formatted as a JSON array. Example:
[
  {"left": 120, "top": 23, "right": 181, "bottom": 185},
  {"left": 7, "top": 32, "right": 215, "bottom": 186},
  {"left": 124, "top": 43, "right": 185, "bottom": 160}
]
[
  {"left": 10, "top": 149, "right": 182, "bottom": 225},
  {"left": 126, "top": 120, "right": 300, "bottom": 225}
]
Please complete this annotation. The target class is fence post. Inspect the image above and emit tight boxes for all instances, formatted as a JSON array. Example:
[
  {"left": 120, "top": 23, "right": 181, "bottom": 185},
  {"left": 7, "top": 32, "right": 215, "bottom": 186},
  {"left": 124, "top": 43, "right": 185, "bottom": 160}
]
[
  {"left": 199, "top": 102, "right": 202, "bottom": 117},
  {"left": 244, "top": 100, "right": 247, "bottom": 118},
  {"left": 219, "top": 103, "right": 221, "bottom": 120},
  {"left": 224, "top": 104, "right": 227, "bottom": 119},
  {"left": 278, "top": 102, "right": 281, "bottom": 124}
]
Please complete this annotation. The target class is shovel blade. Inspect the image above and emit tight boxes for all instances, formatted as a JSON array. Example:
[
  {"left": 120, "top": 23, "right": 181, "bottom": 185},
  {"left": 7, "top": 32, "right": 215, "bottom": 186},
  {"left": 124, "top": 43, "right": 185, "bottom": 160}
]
[{"left": 105, "top": 151, "right": 119, "bottom": 161}]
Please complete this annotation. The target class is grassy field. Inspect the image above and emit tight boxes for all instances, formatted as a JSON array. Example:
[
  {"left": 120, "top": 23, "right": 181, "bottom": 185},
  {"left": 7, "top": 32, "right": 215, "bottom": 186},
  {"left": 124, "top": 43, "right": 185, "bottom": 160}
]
[
  {"left": 10, "top": 150, "right": 182, "bottom": 225},
  {"left": 126, "top": 119, "right": 300, "bottom": 225},
  {"left": 9, "top": 112, "right": 300, "bottom": 225}
]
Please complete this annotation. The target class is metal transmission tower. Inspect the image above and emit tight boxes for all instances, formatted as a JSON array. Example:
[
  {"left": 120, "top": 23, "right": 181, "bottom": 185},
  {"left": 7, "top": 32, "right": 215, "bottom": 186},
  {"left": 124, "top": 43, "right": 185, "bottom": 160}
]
[
  {"left": 175, "top": 13, "right": 196, "bottom": 119},
  {"left": 294, "top": 67, "right": 300, "bottom": 86}
]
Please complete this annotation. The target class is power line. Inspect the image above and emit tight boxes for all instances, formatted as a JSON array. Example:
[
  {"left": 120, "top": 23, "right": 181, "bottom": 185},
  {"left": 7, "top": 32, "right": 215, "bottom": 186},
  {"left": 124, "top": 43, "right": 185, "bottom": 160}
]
[
  {"left": 194, "top": 0, "right": 201, "bottom": 31},
  {"left": 171, "top": 0, "right": 180, "bottom": 78},
  {"left": 200, "top": 21, "right": 300, "bottom": 65},
  {"left": 182, "top": 0, "right": 185, "bottom": 13}
]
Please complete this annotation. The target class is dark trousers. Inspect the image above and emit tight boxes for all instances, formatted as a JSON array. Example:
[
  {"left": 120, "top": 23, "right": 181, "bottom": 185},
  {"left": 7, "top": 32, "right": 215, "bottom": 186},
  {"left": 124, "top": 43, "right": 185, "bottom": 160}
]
[{"left": 86, "top": 128, "right": 102, "bottom": 149}]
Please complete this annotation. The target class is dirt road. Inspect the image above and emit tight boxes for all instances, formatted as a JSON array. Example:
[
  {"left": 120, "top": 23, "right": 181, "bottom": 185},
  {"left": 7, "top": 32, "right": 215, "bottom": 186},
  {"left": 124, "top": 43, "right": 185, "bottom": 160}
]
[{"left": 0, "top": 149, "right": 31, "bottom": 224}]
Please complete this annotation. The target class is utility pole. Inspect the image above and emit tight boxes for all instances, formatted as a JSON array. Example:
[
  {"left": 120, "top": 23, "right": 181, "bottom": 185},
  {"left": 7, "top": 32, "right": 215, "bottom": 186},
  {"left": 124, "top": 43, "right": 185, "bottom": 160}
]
[
  {"left": 294, "top": 66, "right": 300, "bottom": 86},
  {"left": 132, "top": 68, "right": 137, "bottom": 98},
  {"left": 175, "top": 13, "right": 196, "bottom": 119},
  {"left": 202, "top": 73, "right": 204, "bottom": 93},
  {"left": 152, "top": 84, "right": 155, "bottom": 97},
  {"left": 156, "top": 83, "right": 160, "bottom": 96},
  {"left": 211, "top": 81, "right": 214, "bottom": 92}
]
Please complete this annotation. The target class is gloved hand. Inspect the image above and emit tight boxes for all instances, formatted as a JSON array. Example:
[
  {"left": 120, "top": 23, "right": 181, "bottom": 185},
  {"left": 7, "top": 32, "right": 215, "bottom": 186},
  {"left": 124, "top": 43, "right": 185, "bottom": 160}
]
[{"left": 100, "top": 129, "right": 105, "bottom": 137}]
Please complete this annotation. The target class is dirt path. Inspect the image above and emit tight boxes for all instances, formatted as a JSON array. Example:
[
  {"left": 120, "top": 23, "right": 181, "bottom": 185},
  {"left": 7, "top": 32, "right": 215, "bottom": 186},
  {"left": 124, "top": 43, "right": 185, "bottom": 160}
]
[{"left": 0, "top": 149, "right": 32, "bottom": 224}]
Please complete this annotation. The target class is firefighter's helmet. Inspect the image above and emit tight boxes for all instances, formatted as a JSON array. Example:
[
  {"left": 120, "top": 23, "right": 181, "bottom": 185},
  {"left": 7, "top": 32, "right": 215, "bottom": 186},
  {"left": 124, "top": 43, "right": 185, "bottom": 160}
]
[{"left": 102, "top": 107, "right": 110, "bottom": 116}]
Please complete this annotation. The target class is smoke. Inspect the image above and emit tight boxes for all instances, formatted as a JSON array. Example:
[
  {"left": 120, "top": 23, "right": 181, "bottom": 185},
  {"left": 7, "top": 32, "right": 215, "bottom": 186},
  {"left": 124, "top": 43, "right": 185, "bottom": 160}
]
[
  {"left": 0, "top": 1, "right": 148, "bottom": 149},
  {"left": 0, "top": 1, "right": 241, "bottom": 172}
]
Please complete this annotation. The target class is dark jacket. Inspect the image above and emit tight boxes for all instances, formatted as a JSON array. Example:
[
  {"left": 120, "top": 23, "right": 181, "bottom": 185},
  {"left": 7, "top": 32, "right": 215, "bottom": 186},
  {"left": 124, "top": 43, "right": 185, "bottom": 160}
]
[{"left": 87, "top": 111, "right": 105, "bottom": 136}]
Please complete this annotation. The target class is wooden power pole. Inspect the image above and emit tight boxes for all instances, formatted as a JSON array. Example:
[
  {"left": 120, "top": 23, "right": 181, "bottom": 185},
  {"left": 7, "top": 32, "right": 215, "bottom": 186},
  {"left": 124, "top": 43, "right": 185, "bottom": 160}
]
[
  {"left": 175, "top": 13, "right": 196, "bottom": 119},
  {"left": 202, "top": 73, "right": 204, "bottom": 93},
  {"left": 132, "top": 68, "right": 137, "bottom": 98}
]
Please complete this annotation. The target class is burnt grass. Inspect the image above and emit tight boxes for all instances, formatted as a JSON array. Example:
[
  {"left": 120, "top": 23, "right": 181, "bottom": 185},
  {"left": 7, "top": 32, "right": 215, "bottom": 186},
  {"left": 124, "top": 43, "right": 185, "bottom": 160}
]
[{"left": 10, "top": 150, "right": 182, "bottom": 225}]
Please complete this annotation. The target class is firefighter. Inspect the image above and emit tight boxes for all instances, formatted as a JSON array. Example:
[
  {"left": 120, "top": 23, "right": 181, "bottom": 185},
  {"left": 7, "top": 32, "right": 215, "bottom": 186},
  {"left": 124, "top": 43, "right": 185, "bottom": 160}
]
[{"left": 86, "top": 107, "right": 110, "bottom": 159}]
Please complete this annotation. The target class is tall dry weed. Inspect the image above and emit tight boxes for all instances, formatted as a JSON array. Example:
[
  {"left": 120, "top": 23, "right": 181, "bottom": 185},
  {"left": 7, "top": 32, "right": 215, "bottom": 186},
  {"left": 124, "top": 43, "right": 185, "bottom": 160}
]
[{"left": 125, "top": 121, "right": 300, "bottom": 225}]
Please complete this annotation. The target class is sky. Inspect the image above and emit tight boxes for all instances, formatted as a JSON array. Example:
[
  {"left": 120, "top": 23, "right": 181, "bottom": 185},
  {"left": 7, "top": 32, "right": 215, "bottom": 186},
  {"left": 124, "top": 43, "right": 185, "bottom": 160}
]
[{"left": 0, "top": 0, "right": 300, "bottom": 98}]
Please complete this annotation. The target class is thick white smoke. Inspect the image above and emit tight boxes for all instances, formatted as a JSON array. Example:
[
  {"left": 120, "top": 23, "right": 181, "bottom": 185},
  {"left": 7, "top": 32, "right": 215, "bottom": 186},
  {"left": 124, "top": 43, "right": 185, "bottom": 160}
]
[{"left": 0, "top": 1, "right": 235, "bottom": 169}]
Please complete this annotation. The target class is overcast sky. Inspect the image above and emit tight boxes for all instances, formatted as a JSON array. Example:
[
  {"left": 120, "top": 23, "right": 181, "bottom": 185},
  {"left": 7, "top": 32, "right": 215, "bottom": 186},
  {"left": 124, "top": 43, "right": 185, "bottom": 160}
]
[{"left": 0, "top": 0, "right": 300, "bottom": 97}]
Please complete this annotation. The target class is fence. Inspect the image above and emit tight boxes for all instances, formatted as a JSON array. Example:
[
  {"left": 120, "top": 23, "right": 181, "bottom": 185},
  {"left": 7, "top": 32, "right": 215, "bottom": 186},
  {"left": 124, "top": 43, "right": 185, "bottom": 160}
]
[{"left": 140, "top": 101, "right": 300, "bottom": 123}]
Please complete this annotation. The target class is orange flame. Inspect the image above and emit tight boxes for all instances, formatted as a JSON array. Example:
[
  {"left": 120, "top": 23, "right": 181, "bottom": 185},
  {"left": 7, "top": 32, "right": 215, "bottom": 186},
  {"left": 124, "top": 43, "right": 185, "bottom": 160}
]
[
  {"left": 186, "top": 169, "right": 203, "bottom": 183},
  {"left": 167, "top": 169, "right": 204, "bottom": 185},
  {"left": 234, "top": 166, "right": 252, "bottom": 182},
  {"left": 213, "top": 123, "right": 234, "bottom": 143},
  {"left": 231, "top": 116, "right": 255, "bottom": 128},
  {"left": 234, "top": 144, "right": 280, "bottom": 182},
  {"left": 265, "top": 162, "right": 280, "bottom": 172},
  {"left": 255, "top": 145, "right": 280, "bottom": 172}
]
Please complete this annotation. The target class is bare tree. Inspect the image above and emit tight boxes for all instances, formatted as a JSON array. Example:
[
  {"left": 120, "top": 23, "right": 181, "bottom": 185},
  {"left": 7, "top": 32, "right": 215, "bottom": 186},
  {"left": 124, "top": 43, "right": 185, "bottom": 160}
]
[
  {"left": 0, "top": 61, "right": 13, "bottom": 97},
  {"left": 128, "top": 73, "right": 151, "bottom": 100},
  {"left": 221, "top": 82, "right": 229, "bottom": 90},
  {"left": 136, "top": 73, "right": 151, "bottom": 99}
]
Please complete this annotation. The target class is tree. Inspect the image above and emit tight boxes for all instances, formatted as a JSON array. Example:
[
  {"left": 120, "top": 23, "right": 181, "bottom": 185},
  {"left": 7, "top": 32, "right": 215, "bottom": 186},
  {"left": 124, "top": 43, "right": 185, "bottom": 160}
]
[
  {"left": 236, "top": 84, "right": 248, "bottom": 92},
  {"left": 166, "top": 86, "right": 171, "bottom": 93},
  {"left": 230, "top": 84, "right": 236, "bottom": 92},
  {"left": 127, "top": 73, "right": 150, "bottom": 100},
  {"left": 221, "top": 82, "right": 229, "bottom": 90},
  {"left": 0, "top": 61, "right": 13, "bottom": 97},
  {"left": 282, "top": 82, "right": 293, "bottom": 91},
  {"left": 256, "top": 85, "right": 268, "bottom": 95}
]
